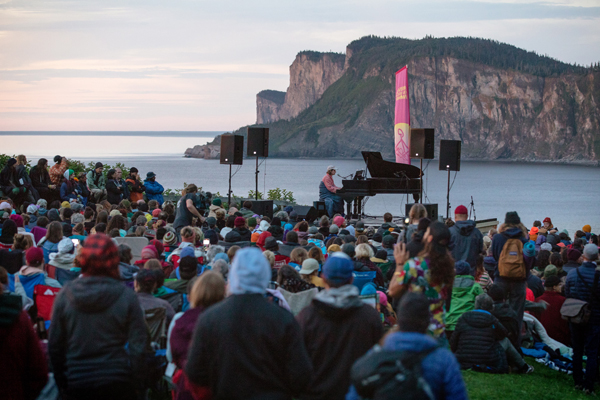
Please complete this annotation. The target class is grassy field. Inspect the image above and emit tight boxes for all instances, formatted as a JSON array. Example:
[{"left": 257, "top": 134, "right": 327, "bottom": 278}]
[{"left": 463, "top": 357, "right": 588, "bottom": 400}]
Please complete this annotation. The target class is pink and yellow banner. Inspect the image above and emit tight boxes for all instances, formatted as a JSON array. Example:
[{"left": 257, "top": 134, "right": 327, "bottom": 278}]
[{"left": 394, "top": 66, "right": 410, "bottom": 164}]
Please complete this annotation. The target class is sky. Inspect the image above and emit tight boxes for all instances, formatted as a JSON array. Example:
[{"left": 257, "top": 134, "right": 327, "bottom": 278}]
[{"left": 0, "top": 0, "right": 599, "bottom": 132}]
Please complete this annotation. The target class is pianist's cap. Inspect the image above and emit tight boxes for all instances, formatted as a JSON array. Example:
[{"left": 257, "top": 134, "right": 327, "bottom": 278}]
[{"left": 327, "top": 165, "right": 336, "bottom": 172}]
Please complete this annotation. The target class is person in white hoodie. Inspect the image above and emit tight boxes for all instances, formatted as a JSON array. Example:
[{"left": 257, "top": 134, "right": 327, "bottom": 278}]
[{"left": 48, "top": 238, "right": 77, "bottom": 271}]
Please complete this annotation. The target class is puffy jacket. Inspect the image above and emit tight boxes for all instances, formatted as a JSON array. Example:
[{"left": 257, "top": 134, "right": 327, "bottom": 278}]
[
  {"left": 60, "top": 180, "right": 77, "bottom": 202},
  {"left": 48, "top": 277, "right": 149, "bottom": 390},
  {"left": 565, "top": 262, "right": 600, "bottom": 324},
  {"left": 144, "top": 179, "right": 164, "bottom": 205},
  {"left": 492, "top": 302, "right": 520, "bottom": 350},
  {"left": 449, "top": 220, "right": 483, "bottom": 273},
  {"left": 126, "top": 175, "right": 145, "bottom": 203},
  {"left": 446, "top": 275, "right": 483, "bottom": 330},
  {"left": 86, "top": 170, "right": 106, "bottom": 190},
  {"left": 450, "top": 310, "right": 508, "bottom": 373}
]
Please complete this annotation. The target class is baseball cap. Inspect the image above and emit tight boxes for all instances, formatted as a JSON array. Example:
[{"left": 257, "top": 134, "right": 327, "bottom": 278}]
[
  {"left": 299, "top": 259, "right": 319, "bottom": 275},
  {"left": 26, "top": 247, "right": 44, "bottom": 266},
  {"left": 322, "top": 253, "right": 353, "bottom": 284}
]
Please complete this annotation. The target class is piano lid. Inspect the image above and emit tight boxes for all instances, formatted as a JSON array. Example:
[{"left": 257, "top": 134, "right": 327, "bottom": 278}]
[{"left": 361, "top": 151, "right": 422, "bottom": 179}]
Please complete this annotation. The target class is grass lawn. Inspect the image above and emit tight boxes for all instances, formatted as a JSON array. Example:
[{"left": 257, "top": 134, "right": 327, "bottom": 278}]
[{"left": 463, "top": 357, "right": 588, "bottom": 400}]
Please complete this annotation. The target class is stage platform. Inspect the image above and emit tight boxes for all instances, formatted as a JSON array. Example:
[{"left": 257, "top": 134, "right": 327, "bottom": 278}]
[{"left": 348, "top": 216, "right": 499, "bottom": 236}]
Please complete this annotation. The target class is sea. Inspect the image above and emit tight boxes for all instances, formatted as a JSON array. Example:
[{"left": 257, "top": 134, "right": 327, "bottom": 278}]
[{"left": 2, "top": 131, "right": 600, "bottom": 235}]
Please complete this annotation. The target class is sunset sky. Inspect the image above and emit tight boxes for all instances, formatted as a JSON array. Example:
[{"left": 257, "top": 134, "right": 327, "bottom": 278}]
[{"left": 1, "top": 0, "right": 599, "bottom": 132}]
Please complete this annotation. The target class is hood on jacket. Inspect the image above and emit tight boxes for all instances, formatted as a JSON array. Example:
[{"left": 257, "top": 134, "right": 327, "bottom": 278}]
[
  {"left": 259, "top": 220, "right": 270, "bottom": 232},
  {"left": 313, "top": 284, "right": 363, "bottom": 319},
  {"left": 502, "top": 227, "right": 524, "bottom": 239},
  {"left": 453, "top": 275, "right": 477, "bottom": 289},
  {"left": 119, "top": 262, "right": 140, "bottom": 281},
  {"left": 460, "top": 309, "right": 496, "bottom": 329},
  {"left": 383, "top": 331, "right": 438, "bottom": 352},
  {"left": 454, "top": 220, "right": 476, "bottom": 236},
  {"left": 0, "top": 293, "right": 22, "bottom": 328},
  {"left": 64, "top": 276, "right": 126, "bottom": 313}
]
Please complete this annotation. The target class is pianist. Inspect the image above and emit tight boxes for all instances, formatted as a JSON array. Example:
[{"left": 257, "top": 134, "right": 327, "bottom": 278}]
[{"left": 319, "top": 165, "right": 344, "bottom": 217}]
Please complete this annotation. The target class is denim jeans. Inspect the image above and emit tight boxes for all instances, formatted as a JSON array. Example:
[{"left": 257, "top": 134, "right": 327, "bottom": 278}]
[
  {"left": 495, "top": 279, "right": 526, "bottom": 342},
  {"left": 570, "top": 323, "right": 600, "bottom": 391},
  {"left": 318, "top": 181, "right": 343, "bottom": 217}
]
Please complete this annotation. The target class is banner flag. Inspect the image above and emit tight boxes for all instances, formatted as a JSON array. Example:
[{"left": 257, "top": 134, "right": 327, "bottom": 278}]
[{"left": 394, "top": 66, "right": 410, "bottom": 164}]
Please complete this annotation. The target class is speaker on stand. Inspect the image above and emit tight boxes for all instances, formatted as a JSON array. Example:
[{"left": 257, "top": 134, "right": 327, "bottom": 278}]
[
  {"left": 439, "top": 140, "right": 461, "bottom": 219},
  {"left": 410, "top": 128, "right": 435, "bottom": 203},
  {"left": 220, "top": 134, "right": 244, "bottom": 206},
  {"left": 247, "top": 127, "right": 269, "bottom": 201}
]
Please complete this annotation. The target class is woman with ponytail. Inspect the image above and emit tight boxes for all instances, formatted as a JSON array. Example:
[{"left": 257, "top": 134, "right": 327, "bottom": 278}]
[{"left": 388, "top": 221, "right": 456, "bottom": 339}]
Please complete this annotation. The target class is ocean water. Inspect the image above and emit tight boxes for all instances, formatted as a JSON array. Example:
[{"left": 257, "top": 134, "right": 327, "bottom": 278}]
[{"left": 4, "top": 132, "right": 600, "bottom": 235}]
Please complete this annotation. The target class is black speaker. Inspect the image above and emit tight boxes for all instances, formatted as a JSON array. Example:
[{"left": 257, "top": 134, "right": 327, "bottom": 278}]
[
  {"left": 293, "top": 206, "right": 319, "bottom": 222},
  {"left": 439, "top": 140, "right": 461, "bottom": 171},
  {"left": 247, "top": 127, "right": 269, "bottom": 157},
  {"left": 410, "top": 128, "right": 434, "bottom": 159},
  {"left": 220, "top": 134, "right": 244, "bottom": 165},
  {"left": 250, "top": 200, "right": 273, "bottom": 220},
  {"left": 405, "top": 203, "right": 439, "bottom": 221},
  {"left": 313, "top": 201, "right": 327, "bottom": 218}
]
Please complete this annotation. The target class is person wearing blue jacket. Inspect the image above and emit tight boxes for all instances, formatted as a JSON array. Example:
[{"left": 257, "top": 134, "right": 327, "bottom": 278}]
[
  {"left": 565, "top": 244, "right": 600, "bottom": 395},
  {"left": 347, "top": 292, "right": 468, "bottom": 400},
  {"left": 144, "top": 172, "right": 164, "bottom": 206}
]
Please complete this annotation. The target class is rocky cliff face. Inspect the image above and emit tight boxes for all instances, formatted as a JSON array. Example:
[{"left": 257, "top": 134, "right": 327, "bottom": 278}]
[
  {"left": 256, "top": 51, "right": 346, "bottom": 124},
  {"left": 254, "top": 38, "right": 600, "bottom": 163},
  {"left": 184, "top": 144, "right": 220, "bottom": 159}
]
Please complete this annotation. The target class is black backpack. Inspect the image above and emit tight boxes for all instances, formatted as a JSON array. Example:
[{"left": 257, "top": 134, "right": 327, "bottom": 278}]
[{"left": 351, "top": 345, "right": 437, "bottom": 400}]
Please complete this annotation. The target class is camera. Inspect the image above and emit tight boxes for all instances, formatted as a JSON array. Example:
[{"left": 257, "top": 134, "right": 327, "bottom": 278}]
[{"left": 194, "top": 191, "right": 212, "bottom": 213}]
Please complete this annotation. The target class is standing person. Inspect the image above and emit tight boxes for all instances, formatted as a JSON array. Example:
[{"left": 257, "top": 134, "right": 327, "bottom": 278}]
[
  {"left": 296, "top": 253, "right": 382, "bottom": 400},
  {"left": 126, "top": 167, "right": 145, "bottom": 203},
  {"left": 388, "top": 221, "right": 455, "bottom": 340},
  {"left": 185, "top": 248, "right": 313, "bottom": 399},
  {"left": 490, "top": 212, "right": 528, "bottom": 336},
  {"left": 0, "top": 280, "right": 49, "bottom": 400},
  {"left": 319, "top": 165, "right": 344, "bottom": 217},
  {"left": 144, "top": 172, "right": 164, "bottom": 206},
  {"left": 106, "top": 169, "right": 124, "bottom": 205},
  {"left": 173, "top": 184, "right": 204, "bottom": 235},
  {"left": 49, "top": 234, "right": 149, "bottom": 400},
  {"left": 86, "top": 162, "right": 107, "bottom": 202},
  {"left": 30, "top": 158, "right": 59, "bottom": 203},
  {"left": 49, "top": 155, "right": 68, "bottom": 186},
  {"left": 449, "top": 205, "right": 483, "bottom": 274},
  {"left": 564, "top": 244, "right": 600, "bottom": 395}
]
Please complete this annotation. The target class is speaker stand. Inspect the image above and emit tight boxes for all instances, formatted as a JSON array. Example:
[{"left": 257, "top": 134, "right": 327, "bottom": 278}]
[
  {"left": 255, "top": 156, "right": 259, "bottom": 200},
  {"left": 446, "top": 167, "right": 450, "bottom": 220},
  {"left": 419, "top": 159, "right": 423, "bottom": 204},
  {"left": 228, "top": 164, "right": 232, "bottom": 206}
]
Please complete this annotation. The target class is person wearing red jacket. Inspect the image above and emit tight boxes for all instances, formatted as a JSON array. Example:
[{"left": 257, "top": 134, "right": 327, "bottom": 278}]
[
  {"left": 538, "top": 275, "right": 570, "bottom": 346},
  {"left": 0, "top": 289, "right": 48, "bottom": 400}
]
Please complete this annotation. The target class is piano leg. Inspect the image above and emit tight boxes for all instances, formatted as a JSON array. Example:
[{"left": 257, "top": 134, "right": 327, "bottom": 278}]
[
  {"left": 357, "top": 196, "right": 364, "bottom": 220},
  {"left": 346, "top": 200, "right": 353, "bottom": 219}
]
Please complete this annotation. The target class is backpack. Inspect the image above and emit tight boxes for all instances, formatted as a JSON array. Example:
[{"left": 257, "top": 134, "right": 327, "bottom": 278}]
[
  {"left": 498, "top": 236, "right": 526, "bottom": 279},
  {"left": 351, "top": 345, "right": 437, "bottom": 400}
]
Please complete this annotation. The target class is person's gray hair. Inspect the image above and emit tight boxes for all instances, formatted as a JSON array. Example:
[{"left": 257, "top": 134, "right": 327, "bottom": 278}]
[
  {"left": 355, "top": 243, "right": 374, "bottom": 259},
  {"left": 275, "top": 211, "right": 289, "bottom": 222},
  {"left": 71, "top": 213, "right": 85, "bottom": 225},
  {"left": 211, "top": 259, "right": 229, "bottom": 280},
  {"left": 206, "top": 245, "right": 225, "bottom": 264},
  {"left": 474, "top": 293, "right": 494, "bottom": 312}
]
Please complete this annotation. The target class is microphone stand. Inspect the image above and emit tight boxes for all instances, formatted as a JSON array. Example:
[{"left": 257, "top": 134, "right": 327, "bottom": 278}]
[
  {"left": 446, "top": 166, "right": 451, "bottom": 220},
  {"left": 469, "top": 196, "right": 476, "bottom": 221}
]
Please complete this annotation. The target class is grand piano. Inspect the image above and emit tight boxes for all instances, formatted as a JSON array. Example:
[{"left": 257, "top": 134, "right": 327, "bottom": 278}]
[{"left": 336, "top": 151, "right": 422, "bottom": 217}]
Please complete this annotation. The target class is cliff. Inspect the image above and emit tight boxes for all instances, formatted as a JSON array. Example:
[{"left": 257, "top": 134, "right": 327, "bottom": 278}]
[
  {"left": 256, "top": 51, "right": 346, "bottom": 124},
  {"left": 203, "top": 36, "right": 600, "bottom": 163},
  {"left": 184, "top": 144, "right": 220, "bottom": 159}
]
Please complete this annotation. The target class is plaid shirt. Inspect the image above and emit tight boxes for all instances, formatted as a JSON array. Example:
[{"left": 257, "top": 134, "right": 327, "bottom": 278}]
[{"left": 49, "top": 158, "right": 68, "bottom": 186}]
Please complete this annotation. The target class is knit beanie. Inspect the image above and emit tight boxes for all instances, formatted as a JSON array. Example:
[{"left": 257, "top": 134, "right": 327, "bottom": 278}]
[
  {"left": 163, "top": 231, "right": 177, "bottom": 246},
  {"left": 567, "top": 248, "right": 582, "bottom": 261},
  {"left": 79, "top": 234, "right": 120, "bottom": 279},
  {"left": 505, "top": 211, "right": 520, "bottom": 225},
  {"left": 234, "top": 217, "right": 246, "bottom": 228},
  {"left": 543, "top": 264, "right": 558, "bottom": 279},
  {"left": 212, "top": 198, "right": 222, "bottom": 207},
  {"left": 583, "top": 225, "right": 592, "bottom": 233},
  {"left": 454, "top": 260, "right": 471, "bottom": 276},
  {"left": 247, "top": 217, "right": 257, "bottom": 228},
  {"left": 523, "top": 241, "right": 536, "bottom": 258}
]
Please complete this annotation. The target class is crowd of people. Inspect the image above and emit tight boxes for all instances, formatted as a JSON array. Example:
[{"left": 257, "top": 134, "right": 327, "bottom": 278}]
[{"left": 1, "top": 154, "right": 600, "bottom": 399}]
